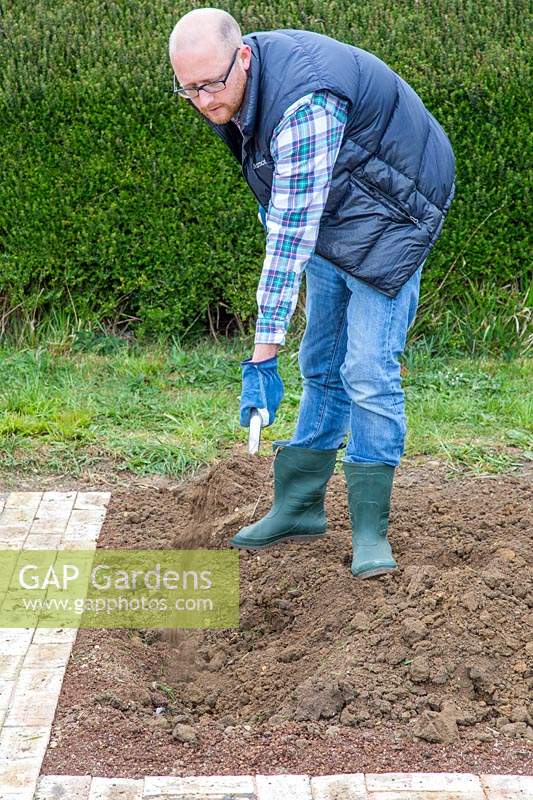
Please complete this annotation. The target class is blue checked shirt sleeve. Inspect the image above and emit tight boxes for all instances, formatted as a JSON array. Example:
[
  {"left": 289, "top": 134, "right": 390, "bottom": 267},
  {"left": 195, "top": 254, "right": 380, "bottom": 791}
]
[{"left": 254, "top": 91, "right": 349, "bottom": 345}]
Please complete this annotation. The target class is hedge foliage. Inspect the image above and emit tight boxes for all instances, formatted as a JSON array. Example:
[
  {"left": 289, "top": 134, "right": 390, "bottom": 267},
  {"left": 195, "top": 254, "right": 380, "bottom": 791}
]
[{"left": 0, "top": 1, "right": 530, "bottom": 342}]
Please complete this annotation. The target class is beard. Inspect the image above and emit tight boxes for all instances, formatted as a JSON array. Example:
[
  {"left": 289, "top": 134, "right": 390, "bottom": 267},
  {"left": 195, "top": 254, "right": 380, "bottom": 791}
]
[{"left": 200, "top": 104, "right": 236, "bottom": 124}]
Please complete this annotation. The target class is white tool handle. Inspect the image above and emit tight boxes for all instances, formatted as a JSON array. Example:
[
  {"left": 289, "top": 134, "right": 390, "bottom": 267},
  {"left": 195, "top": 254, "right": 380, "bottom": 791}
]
[{"left": 248, "top": 409, "right": 263, "bottom": 455}]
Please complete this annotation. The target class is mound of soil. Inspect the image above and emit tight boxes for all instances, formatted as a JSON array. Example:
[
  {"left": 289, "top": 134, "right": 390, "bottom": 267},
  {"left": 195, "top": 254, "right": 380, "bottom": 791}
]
[{"left": 43, "top": 449, "right": 532, "bottom": 777}]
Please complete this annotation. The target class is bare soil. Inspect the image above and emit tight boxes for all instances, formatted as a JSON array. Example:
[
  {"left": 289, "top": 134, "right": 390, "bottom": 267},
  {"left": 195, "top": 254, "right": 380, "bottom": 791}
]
[{"left": 40, "top": 449, "right": 532, "bottom": 777}]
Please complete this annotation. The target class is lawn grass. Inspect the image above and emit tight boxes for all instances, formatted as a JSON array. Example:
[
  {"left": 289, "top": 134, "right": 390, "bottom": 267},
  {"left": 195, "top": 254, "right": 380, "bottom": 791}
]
[{"left": 0, "top": 327, "right": 531, "bottom": 483}]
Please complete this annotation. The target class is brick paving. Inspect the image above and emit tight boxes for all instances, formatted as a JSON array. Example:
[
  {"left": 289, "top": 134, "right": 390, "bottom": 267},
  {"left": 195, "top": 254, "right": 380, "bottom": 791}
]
[
  {"left": 0, "top": 492, "right": 531, "bottom": 799},
  {"left": 0, "top": 491, "right": 110, "bottom": 800},
  {"left": 31, "top": 772, "right": 533, "bottom": 799}
]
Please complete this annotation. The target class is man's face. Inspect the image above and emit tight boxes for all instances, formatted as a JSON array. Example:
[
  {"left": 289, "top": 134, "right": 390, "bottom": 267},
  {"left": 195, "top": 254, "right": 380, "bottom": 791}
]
[{"left": 171, "top": 44, "right": 251, "bottom": 125}]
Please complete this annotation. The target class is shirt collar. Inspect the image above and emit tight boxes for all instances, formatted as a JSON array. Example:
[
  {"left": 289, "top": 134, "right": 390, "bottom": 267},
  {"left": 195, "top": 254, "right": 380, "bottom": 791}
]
[{"left": 232, "top": 106, "right": 243, "bottom": 131}]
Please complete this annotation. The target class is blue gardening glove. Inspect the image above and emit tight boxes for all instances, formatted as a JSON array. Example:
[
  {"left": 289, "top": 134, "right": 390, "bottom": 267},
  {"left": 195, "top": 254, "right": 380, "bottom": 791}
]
[
  {"left": 257, "top": 204, "right": 267, "bottom": 231},
  {"left": 240, "top": 355, "right": 284, "bottom": 427}
]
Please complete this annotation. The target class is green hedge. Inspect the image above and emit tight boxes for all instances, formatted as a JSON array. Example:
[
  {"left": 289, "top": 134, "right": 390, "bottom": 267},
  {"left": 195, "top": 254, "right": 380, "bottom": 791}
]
[{"left": 0, "top": 1, "right": 530, "bottom": 347}]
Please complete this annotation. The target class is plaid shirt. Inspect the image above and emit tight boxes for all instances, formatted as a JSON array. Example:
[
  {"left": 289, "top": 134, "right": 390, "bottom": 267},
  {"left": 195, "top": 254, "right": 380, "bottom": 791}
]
[{"left": 254, "top": 91, "right": 349, "bottom": 345}]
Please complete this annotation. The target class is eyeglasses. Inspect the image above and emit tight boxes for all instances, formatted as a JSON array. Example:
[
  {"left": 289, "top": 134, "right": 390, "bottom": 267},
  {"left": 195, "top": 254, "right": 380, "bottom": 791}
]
[{"left": 173, "top": 48, "right": 239, "bottom": 99}]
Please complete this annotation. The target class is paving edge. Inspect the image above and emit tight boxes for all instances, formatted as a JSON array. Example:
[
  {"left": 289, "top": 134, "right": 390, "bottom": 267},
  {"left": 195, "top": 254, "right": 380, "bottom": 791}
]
[
  {"left": 32, "top": 771, "right": 533, "bottom": 799},
  {"left": 0, "top": 491, "right": 111, "bottom": 800}
]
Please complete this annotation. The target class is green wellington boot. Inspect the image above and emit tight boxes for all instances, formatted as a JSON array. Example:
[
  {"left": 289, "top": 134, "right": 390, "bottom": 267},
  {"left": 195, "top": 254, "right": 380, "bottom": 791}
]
[
  {"left": 229, "top": 443, "right": 337, "bottom": 549},
  {"left": 343, "top": 461, "right": 398, "bottom": 578}
]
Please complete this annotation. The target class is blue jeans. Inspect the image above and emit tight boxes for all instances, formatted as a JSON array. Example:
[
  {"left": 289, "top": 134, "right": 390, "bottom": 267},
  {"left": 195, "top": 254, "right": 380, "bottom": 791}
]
[{"left": 288, "top": 252, "right": 422, "bottom": 466}]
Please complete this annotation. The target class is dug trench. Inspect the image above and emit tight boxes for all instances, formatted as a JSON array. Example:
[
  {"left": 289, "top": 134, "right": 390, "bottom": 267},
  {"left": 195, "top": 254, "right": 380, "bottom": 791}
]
[{"left": 42, "top": 449, "right": 532, "bottom": 777}]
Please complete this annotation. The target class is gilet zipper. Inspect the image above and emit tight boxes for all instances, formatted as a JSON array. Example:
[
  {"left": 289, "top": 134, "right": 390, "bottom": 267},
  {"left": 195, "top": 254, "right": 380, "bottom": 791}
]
[{"left": 352, "top": 175, "right": 422, "bottom": 229}]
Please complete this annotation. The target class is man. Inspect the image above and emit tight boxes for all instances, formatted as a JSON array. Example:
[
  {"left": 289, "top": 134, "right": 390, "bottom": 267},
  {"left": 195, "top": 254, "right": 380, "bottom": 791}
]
[{"left": 169, "top": 9, "right": 455, "bottom": 578}]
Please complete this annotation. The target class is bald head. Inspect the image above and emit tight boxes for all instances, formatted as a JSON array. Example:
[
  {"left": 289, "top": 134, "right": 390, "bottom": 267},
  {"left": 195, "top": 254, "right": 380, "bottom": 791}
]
[
  {"left": 169, "top": 8, "right": 242, "bottom": 60},
  {"left": 169, "top": 7, "right": 251, "bottom": 126}
]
